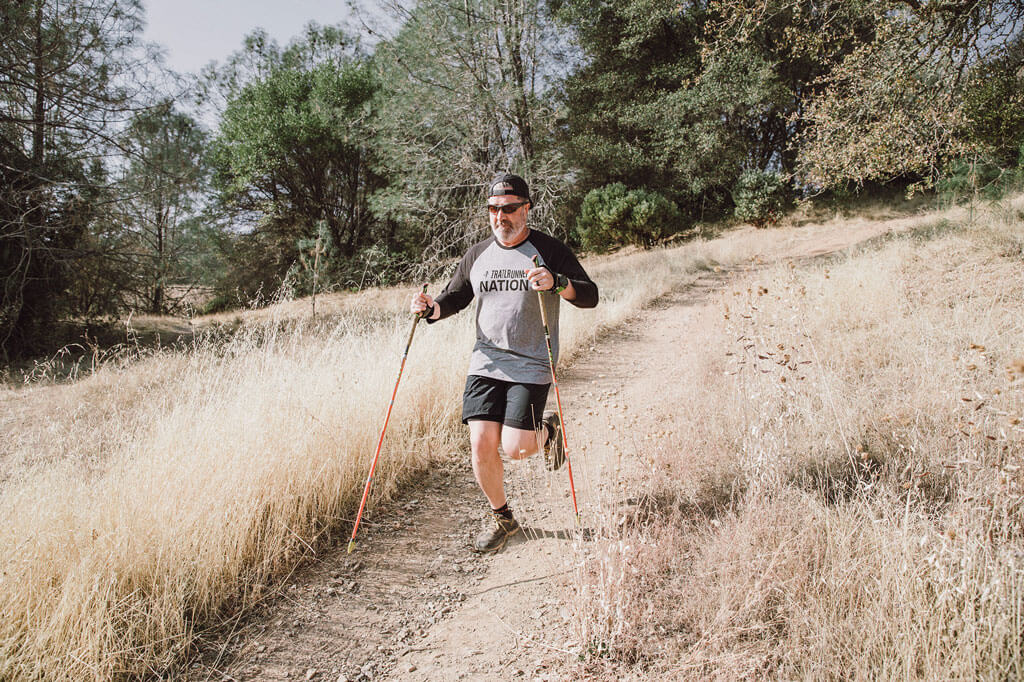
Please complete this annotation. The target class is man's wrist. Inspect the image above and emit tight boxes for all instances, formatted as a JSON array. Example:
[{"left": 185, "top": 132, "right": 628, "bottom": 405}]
[{"left": 550, "top": 273, "right": 569, "bottom": 294}]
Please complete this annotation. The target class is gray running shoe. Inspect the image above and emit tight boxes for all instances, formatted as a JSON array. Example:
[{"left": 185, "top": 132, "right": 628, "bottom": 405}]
[
  {"left": 542, "top": 411, "right": 565, "bottom": 471},
  {"left": 473, "top": 512, "right": 521, "bottom": 553}
]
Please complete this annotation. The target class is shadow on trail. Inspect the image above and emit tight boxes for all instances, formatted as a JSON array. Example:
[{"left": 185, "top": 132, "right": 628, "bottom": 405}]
[
  {"left": 514, "top": 525, "right": 594, "bottom": 544},
  {"left": 467, "top": 566, "right": 575, "bottom": 596}
]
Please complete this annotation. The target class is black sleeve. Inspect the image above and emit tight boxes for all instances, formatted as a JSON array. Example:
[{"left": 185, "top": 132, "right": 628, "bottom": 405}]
[
  {"left": 531, "top": 232, "right": 599, "bottom": 309},
  {"left": 430, "top": 239, "right": 488, "bottom": 322}
]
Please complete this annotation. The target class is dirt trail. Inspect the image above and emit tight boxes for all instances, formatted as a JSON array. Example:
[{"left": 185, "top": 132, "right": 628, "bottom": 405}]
[{"left": 185, "top": 218, "right": 911, "bottom": 682}]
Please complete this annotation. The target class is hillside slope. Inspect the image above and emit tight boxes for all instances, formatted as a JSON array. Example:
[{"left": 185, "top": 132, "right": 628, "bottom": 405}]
[{"left": 175, "top": 207, "right": 983, "bottom": 681}]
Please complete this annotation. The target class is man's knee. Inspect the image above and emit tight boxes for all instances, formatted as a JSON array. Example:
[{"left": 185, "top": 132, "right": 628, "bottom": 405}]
[
  {"left": 470, "top": 422, "right": 501, "bottom": 462},
  {"left": 503, "top": 428, "right": 542, "bottom": 460}
]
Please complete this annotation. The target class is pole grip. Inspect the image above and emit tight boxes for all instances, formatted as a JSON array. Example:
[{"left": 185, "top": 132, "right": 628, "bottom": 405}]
[{"left": 531, "top": 256, "right": 552, "bottom": 325}]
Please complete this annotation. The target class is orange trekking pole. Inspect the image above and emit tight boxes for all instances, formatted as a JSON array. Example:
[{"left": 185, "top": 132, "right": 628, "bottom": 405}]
[
  {"left": 348, "top": 285, "right": 427, "bottom": 553},
  {"left": 532, "top": 256, "right": 580, "bottom": 524}
]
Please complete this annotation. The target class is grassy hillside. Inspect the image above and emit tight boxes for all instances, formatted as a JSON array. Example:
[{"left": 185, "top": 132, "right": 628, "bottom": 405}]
[
  {"left": 1, "top": 195, "right": 1017, "bottom": 679},
  {"left": 0, "top": 228, "right": 736, "bottom": 679},
  {"left": 570, "top": 198, "right": 1024, "bottom": 678}
]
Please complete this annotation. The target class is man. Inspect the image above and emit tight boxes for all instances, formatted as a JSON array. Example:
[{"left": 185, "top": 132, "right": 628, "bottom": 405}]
[{"left": 410, "top": 174, "right": 598, "bottom": 553}]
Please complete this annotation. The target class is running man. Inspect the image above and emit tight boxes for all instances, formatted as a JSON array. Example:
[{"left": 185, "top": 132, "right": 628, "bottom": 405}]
[{"left": 410, "top": 174, "right": 599, "bottom": 553}]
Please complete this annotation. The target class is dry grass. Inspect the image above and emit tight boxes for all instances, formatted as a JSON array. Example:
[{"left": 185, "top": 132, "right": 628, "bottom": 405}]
[
  {"left": 0, "top": 232, "right": 738, "bottom": 679},
  {"left": 571, "top": 199, "right": 1024, "bottom": 679},
  {"left": 4, "top": 195, "right": 1007, "bottom": 679}
]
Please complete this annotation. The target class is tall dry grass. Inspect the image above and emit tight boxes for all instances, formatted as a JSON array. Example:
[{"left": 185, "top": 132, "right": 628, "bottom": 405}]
[
  {"left": 572, "top": 200, "right": 1024, "bottom": 679},
  {"left": 0, "top": 234, "right": 733, "bottom": 679}
]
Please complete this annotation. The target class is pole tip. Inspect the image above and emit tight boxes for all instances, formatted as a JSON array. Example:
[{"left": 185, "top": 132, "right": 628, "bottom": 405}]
[{"left": 347, "top": 540, "right": 356, "bottom": 554}]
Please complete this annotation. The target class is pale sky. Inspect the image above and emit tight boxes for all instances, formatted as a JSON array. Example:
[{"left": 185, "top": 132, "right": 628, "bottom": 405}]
[{"left": 142, "top": 0, "right": 357, "bottom": 75}]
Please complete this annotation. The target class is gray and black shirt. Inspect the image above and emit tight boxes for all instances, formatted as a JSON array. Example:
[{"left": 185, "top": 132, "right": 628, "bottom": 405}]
[{"left": 431, "top": 230, "right": 598, "bottom": 385}]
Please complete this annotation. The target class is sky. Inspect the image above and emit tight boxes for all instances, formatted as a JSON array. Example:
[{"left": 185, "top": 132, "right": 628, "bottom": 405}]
[{"left": 142, "top": 0, "right": 357, "bottom": 75}]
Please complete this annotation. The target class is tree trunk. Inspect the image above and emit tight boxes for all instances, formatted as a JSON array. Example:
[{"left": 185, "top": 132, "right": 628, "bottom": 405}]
[
  {"left": 503, "top": 1, "right": 534, "bottom": 160},
  {"left": 32, "top": 0, "right": 45, "bottom": 165}
]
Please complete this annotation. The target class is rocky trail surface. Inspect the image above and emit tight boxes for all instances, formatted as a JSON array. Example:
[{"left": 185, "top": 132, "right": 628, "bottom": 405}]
[{"left": 183, "top": 217, "right": 912, "bottom": 682}]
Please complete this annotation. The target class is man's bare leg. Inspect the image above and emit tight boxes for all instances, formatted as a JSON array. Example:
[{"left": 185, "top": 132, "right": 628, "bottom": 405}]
[
  {"left": 469, "top": 421, "right": 549, "bottom": 506},
  {"left": 502, "top": 425, "right": 546, "bottom": 462},
  {"left": 469, "top": 420, "right": 506, "bottom": 509}
]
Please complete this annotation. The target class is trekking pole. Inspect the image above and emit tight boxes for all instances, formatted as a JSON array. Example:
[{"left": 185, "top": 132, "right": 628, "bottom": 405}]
[
  {"left": 348, "top": 284, "right": 428, "bottom": 554},
  {"left": 532, "top": 256, "right": 580, "bottom": 524}
]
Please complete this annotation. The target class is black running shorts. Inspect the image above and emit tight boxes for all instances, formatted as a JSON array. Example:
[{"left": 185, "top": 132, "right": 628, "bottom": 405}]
[{"left": 462, "top": 375, "right": 550, "bottom": 430}]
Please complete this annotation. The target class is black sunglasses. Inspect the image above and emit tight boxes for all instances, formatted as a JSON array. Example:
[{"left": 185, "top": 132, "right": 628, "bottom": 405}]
[{"left": 487, "top": 200, "right": 529, "bottom": 215}]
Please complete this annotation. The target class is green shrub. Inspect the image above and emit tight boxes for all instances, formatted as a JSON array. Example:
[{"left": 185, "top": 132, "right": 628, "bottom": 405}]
[
  {"left": 575, "top": 183, "right": 682, "bottom": 252},
  {"left": 201, "top": 292, "right": 236, "bottom": 315},
  {"left": 337, "top": 244, "right": 414, "bottom": 289},
  {"left": 937, "top": 158, "right": 1023, "bottom": 204},
  {"left": 732, "top": 170, "right": 787, "bottom": 228}
]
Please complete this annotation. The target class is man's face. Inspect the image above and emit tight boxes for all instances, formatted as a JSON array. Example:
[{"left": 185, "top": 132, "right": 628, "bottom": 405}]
[{"left": 487, "top": 195, "right": 530, "bottom": 246}]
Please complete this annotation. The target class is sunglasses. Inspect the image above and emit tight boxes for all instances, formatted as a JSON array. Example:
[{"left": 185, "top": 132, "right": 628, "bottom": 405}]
[{"left": 487, "top": 201, "right": 529, "bottom": 216}]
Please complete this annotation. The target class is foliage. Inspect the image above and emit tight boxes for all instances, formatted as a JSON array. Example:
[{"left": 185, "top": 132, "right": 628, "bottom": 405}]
[
  {"left": 936, "top": 159, "right": 1024, "bottom": 205},
  {"left": 118, "top": 101, "right": 209, "bottom": 313},
  {"left": 795, "top": 0, "right": 1024, "bottom": 188},
  {"left": 209, "top": 41, "right": 390, "bottom": 301},
  {"left": 172, "top": 218, "right": 229, "bottom": 287},
  {"left": 961, "top": 44, "right": 1024, "bottom": 169},
  {"left": 283, "top": 219, "right": 413, "bottom": 295},
  {"left": 0, "top": 0, "right": 149, "bottom": 356},
  {"left": 369, "top": 0, "right": 570, "bottom": 272},
  {"left": 559, "top": 0, "right": 706, "bottom": 207},
  {"left": 796, "top": 22, "right": 971, "bottom": 188},
  {"left": 62, "top": 207, "right": 139, "bottom": 321},
  {"left": 701, "top": 0, "right": 878, "bottom": 175},
  {"left": 4, "top": 0, "right": 1023, "bottom": 346},
  {"left": 560, "top": 0, "right": 876, "bottom": 216},
  {"left": 575, "top": 183, "right": 682, "bottom": 251},
  {"left": 198, "top": 24, "right": 364, "bottom": 115},
  {"left": 733, "top": 169, "right": 788, "bottom": 227}
]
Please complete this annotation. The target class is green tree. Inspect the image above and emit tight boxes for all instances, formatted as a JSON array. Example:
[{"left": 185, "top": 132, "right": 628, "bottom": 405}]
[
  {"left": 559, "top": 0, "right": 705, "bottom": 209},
  {"left": 209, "top": 51, "right": 386, "bottom": 300},
  {"left": 0, "top": 0, "right": 149, "bottom": 355},
  {"left": 961, "top": 41, "right": 1024, "bottom": 169},
  {"left": 198, "top": 24, "right": 362, "bottom": 115},
  {"left": 732, "top": 169, "right": 788, "bottom": 227},
  {"left": 119, "top": 101, "right": 209, "bottom": 314},
  {"left": 575, "top": 183, "right": 682, "bottom": 251},
  {"left": 560, "top": 0, "right": 874, "bottom": 221}
]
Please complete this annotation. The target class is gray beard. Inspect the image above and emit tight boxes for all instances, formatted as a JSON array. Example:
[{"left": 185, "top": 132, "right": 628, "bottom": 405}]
[{"left": 495, "top": 225, "right": 526, "bottom": 245}]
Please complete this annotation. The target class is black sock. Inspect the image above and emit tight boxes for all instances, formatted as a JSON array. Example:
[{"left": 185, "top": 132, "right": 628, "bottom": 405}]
[{"left": 491, "top": 503, "right": 514, "bottom": 520}]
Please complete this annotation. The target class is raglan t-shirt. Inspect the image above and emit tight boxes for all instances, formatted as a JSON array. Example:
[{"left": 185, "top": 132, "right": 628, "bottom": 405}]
[{"left": 430, "top": 230, "right": 598, "bottom": 385}]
